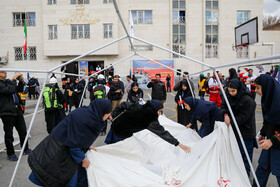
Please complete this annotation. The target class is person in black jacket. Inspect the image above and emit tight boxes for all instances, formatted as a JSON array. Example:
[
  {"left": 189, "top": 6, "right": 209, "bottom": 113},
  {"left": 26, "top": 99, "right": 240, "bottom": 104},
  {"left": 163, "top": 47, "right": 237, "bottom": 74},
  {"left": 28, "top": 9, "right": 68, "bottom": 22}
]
[
  {"left": 73, "top": 77, "right": 84, "bottom": 109},
  {"left": 184, "top": 97, "right": 222, "bottom": 137},
  {"left": 87, "top": 76, "right": 96, "bottom": 102},
  {"left": 108, "top": 75, "right": 124, "bottom": 111},
  {"left": 175, "top": 81, "right": 193, "bottom": 127},
  {"left": 62, "top": 77, "right": 74, "bottom": 112},
  {"left": 166, "top": 74, "right": 171, "bottom": 92},
  {"left": 220, "top": 78, "right": 256, "bottom": 176},
  {"left": 110, "top": 100, "right": 191, "bottom": 153},
  {"left": 127, "top": 82, "right": 143, "bottom": 104},
  {"left": 147, "top": 74, "right": 166, "bottom": 104},
  {"left": 28, "top": 99, "right": 112, "bottom": 187},
  {"left": 0, "top": 70, "right": 31, "bottom": 161},
  {"left": 80, "top": 77, "right": 87, "bottom": 99},
  {"left": 252, "top": 75, "right": 280, "bottom": 187}
]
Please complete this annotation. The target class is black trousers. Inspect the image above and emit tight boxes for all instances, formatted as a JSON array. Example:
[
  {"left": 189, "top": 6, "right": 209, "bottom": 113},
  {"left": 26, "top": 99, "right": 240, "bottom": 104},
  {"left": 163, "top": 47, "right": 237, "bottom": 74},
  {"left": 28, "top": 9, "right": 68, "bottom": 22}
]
[
  {"left": 1, "top": 108, "right": 29, "bottom": 156},
  {"left": 45, "top": 109, "right": 66, "bottom": 134}
]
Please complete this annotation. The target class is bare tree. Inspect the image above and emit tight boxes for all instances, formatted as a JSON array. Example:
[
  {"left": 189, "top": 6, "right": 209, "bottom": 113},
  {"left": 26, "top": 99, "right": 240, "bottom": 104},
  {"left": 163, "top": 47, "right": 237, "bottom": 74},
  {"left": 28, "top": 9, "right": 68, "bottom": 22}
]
[{"left": 263, "top": 15, "right": 280, "bottom": 29}]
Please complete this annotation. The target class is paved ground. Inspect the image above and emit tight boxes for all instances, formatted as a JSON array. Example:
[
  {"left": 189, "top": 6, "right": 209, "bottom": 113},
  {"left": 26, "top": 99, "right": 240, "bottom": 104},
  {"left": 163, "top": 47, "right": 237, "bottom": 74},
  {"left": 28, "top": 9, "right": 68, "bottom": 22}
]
[{"left": 0, "top": 89, "right": 278, "bottom": 186}]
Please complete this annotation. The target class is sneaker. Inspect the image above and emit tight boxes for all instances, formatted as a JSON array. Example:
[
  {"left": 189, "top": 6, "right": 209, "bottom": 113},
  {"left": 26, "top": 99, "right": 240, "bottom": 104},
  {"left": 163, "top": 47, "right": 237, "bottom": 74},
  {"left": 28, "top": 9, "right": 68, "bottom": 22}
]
[
  {"left": 23, "top": 149, "right": 32, "bottom": 155},
  {"left": 8, "top": 154, "right": 18, "bottom": 161}
]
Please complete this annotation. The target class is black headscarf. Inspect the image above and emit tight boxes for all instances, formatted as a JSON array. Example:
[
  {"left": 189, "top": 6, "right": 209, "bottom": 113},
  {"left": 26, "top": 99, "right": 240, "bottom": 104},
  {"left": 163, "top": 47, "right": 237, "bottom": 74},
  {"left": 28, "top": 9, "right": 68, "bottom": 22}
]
[
  {"left": 181, "top": 80, "right": 191, "bottom": 98},
  {"left": 259, "top": 74, "right": 280, "bottom": 124},
  {"left": 130, "top": 82, "right": 139, "bottom": 92},
  {"left": 111, "top": 100, "right": 160, "bottom": 138},
  {"left": 184, "top": 97, "right": 216, "bottom": 118},
  {"left": 229, "top": 68, "right": 238, "bottom": 80},
  {"left": 51, "top": 99, "right": 112, "bottom": 148},
  {"left": 227, "top": 78, "right": 247, "bottom": 107}
]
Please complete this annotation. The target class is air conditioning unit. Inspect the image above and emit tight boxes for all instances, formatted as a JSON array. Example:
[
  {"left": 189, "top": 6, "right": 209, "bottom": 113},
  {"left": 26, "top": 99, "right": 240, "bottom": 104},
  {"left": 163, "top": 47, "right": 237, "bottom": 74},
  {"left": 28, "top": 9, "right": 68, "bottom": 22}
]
[{"left": 0, "top": 52, "right": 9, "bottom": 65}]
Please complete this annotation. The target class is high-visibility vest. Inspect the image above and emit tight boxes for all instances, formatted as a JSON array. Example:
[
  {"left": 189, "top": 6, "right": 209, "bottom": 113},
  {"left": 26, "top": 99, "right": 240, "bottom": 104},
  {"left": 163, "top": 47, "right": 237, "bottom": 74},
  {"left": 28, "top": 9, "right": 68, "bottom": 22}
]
[{"left": 43, "top": 84, "right": 62, "bottom": 110}]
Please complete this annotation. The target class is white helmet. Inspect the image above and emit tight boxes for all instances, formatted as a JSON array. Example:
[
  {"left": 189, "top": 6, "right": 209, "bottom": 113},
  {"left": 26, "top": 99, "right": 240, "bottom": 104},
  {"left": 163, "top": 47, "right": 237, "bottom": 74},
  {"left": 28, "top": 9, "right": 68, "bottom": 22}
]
[
  {"left": 49, "top": 77, "right": 58, "bottom": 84},
  {"left": 97, "top": 74, "right": 105, "bottom": 80}
]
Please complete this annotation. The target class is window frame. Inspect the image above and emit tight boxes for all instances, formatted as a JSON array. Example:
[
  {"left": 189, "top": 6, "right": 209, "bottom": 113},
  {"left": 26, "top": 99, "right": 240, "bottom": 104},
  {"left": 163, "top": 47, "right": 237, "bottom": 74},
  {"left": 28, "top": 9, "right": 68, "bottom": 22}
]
[
  {"left": 70, "top": 0, "right": 89, "bottom": 4},
  {"left": 237, "top": 10, "right": 250, "bottom": 25},
  {"left": 103, "top": 24, "right": 113, "bottom": 38},
  {"left": 48, "top": 25, "right": 58, "bottom": 40},
  {"left": 131, "top": 10, "right": 153, "bottom": 24},
  {"left": 14, "top": 46, "right": 37, "bottom": 61},
  {"left": 48, "top": 0, "right": 57, "bottom": 5},
  {"left": 71, "top": 24, "right": 90, "bottom": 39},
  {"left": 13, "top": 12, "right": 36, "bottom": 27}
]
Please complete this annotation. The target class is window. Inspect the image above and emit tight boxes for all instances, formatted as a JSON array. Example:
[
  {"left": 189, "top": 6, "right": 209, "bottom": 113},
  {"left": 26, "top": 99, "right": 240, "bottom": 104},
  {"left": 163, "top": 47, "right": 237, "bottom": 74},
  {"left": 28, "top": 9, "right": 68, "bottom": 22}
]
[
  {"left": 172, "top": 45, "right": 185, "bottom": 58},
  {"left": 104, "top": 24, "right": 112, "bottom": 38},
  {"left": 13, "top": 12, "right": 36, "bottom": 27},
  {"left": 71, "top": 24, "right": 90, "bottom": 39},
  {"left": 48, "top": 0, "right": 57, "bottom": 5},
  {"left": 131, "top": 11, "right": 152, "bottom": 24},
  {"left": 48, "top": 25, "right": 58, "bottom": 40},
  {"left": 173, "top": 25, "right": 185, "bottom": 44},
  {"left": 205, "top": 0, "right": 218, "bottom": 58},
  {"left": 70, "top": 0, "right": 89, "bottom": 4},
  {"left": 205, "top": 25, "right": 218, "bottom": 43},
  {"left": 173, "top": 0, "right": 185, "bottom": 9},
  {"left": 130, "top": 45, "right": 153, "bottom": 51},
  {"left": 172, "top": 0, "right": 185, "bottom": 24},
  {"left": 14, "top": 47, "right": 37, "bottom": 61},
  {"left": 103, "top": 0, "right": 112, "bottom": 3},
  {"left": 237, "top": 11, "right": 250, "bottom": 25}
]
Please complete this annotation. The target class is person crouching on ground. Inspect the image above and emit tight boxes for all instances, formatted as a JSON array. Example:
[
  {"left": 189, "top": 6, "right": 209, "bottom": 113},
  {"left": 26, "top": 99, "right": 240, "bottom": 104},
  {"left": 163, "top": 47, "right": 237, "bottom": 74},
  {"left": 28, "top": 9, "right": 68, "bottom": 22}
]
[
  {"left": 252, "top": 75, "right": 280, "bottom": 187},
  {"left": 184, "top": 97, "right": 222, "bottom": 137},
  {"left": 28, "top": 99, "right": 112, "bottom": 187},
  {"left": 220, "top": 78, "right": 256, "bottom": 177},
  {"left": 110, "top": 100, "right": 191, "bottom": 153}
]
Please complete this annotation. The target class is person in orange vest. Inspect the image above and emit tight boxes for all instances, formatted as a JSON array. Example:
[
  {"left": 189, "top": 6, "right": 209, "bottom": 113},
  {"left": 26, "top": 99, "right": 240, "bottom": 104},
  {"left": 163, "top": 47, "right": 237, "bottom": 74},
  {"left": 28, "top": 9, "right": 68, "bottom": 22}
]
[{"left": 208, "top": 72, "right": 221, "bottom": 107}]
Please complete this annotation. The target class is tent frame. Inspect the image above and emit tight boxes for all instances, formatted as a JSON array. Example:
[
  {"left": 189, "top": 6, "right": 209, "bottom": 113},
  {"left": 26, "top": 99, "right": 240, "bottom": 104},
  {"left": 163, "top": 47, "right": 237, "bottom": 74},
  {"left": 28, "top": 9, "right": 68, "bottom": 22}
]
[{"left": 4, "top": 0, "right": 280, "bottom": 186}]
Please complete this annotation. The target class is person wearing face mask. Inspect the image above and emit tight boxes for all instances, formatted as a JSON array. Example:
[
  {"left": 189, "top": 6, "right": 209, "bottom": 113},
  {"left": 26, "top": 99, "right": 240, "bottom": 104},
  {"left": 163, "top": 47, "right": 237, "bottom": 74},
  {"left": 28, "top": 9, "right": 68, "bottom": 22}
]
[
  {"left": 28, "top": 99, "right": 112, "bottom": 187},
  {"left": 127, "top": 82, "right": 143, "bottom": 104},
  {"left": 252, "top": 75, "right": 280, "bottom": 187},
  {"left": 220, "top": 78, "right": 256, "bottom": 177},
  {"left": 109, "top": 100, "right": 191, "bottom": 153},
  {"left": 183, "top": 97, "right": 222, "bottom": 137}
]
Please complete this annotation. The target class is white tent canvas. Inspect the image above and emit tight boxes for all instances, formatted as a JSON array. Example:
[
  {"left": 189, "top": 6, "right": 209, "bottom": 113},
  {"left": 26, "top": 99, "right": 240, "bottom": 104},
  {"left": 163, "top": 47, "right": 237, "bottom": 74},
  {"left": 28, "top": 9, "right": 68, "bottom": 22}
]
[{"left": 87, "top": 116, "right": 250, "bottom": 187}]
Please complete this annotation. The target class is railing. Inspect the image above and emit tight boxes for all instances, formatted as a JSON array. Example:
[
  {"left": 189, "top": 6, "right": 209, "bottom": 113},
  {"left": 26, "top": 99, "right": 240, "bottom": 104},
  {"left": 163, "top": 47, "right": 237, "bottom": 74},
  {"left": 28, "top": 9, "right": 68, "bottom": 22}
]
[
  {"left": 13, "top": 19, "right": 36, "bottom": 27},
  {"left": 172, "top": 16, "right": 186, "bottom": 24},
  {"left": 71, "top": 31, "right": 90, "bottom": 39},
  {"left": 205, "top": 44, "right": 218, "bottom": 58},
  {"left": 236, "top": 46, "right": 249, "bottom": 58}
]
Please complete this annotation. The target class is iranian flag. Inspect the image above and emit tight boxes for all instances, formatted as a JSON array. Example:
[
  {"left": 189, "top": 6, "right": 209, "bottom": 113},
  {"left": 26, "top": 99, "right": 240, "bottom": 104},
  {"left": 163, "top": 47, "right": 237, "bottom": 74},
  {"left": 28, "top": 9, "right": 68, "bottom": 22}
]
[{"left": 23, "top": 22, "right": 27, "bottom": 54}]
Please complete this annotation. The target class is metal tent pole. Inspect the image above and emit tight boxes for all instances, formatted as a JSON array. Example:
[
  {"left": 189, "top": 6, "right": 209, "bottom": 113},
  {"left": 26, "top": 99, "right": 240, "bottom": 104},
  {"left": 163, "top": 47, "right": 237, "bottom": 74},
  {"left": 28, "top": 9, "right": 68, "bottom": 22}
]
[
  {"left": 79, "top": 78, "right": 88, "bottom": 107},
  {"left": 112, "top": 0, "right": 136, "bottom": 54},
  {"left": 9, "top": 73, "right": 50, "bottom": 187},
  {"left": 213, "top": 70, "right": 260, "bottom": 187},
  {"left": 132, "top": 36, "right": 213, "bottom": 69},
  {"left": 49, "top": 35, "right": 127, "bottom": 72}
]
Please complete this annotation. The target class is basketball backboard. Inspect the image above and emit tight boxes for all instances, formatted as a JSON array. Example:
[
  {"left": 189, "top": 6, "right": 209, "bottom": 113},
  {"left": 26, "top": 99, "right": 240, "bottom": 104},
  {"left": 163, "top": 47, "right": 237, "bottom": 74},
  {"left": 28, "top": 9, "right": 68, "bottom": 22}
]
[{"left": 235, "top": 17, "right": 258, "bottom": 47}]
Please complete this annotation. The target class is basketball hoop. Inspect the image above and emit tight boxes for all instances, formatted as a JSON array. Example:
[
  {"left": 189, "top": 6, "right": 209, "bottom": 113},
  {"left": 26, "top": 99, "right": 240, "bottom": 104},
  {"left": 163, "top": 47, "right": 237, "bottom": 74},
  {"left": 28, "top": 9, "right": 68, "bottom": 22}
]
[{"left": 232, "top": 43, "right": 247, "bottom": 52}]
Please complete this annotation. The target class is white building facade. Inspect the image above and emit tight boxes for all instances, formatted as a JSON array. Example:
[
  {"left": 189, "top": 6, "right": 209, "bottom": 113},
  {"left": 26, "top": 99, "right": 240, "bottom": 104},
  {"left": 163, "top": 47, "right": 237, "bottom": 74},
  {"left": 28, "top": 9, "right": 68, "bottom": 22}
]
[{"left": 0, "top": 0, "right": 279, "bottom": 79}]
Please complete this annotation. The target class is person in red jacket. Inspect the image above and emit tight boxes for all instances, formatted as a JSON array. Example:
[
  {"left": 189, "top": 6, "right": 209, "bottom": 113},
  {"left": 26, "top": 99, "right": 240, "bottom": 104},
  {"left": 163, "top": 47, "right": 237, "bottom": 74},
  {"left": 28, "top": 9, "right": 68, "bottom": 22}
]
[{"left": 208, "top": 72, "right": 221, "bottom": 107}]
